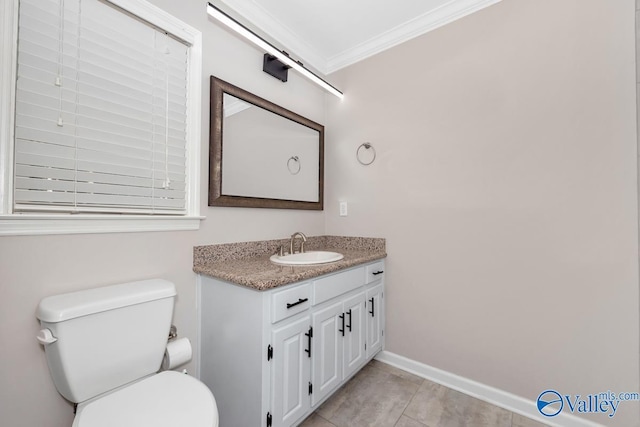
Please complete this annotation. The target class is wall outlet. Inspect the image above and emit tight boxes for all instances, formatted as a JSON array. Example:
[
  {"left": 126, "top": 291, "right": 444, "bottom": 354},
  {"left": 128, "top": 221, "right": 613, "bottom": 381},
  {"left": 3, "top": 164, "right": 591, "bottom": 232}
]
[{"left": 339, "top": 201, "right": 348, "bottom": 217}]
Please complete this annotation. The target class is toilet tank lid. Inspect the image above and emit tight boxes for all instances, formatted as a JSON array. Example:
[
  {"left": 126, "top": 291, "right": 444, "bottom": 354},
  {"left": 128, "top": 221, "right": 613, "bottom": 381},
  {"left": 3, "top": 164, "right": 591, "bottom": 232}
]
[{"left": 37, "top": 279, "right": 176, "bottom": 323}]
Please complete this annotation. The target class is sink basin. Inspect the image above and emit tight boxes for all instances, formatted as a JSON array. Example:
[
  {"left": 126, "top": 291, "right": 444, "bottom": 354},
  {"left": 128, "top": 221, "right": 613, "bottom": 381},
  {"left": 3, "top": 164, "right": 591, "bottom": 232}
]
[{"left": 270, "top": 251, "right": 344, "bottom": 266}]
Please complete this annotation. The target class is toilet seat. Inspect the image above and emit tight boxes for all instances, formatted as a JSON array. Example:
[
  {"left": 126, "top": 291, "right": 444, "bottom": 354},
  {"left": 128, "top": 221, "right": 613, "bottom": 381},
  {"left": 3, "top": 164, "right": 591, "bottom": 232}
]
[{"left": 73, "top": 371, "right": 218, "bottom": 427}]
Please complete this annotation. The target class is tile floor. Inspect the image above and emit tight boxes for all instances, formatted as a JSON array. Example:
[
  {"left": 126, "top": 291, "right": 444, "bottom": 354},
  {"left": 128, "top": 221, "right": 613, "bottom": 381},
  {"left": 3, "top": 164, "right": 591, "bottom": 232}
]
[{"left": 299, "top": 360, "right": 549, "bottom": 427}]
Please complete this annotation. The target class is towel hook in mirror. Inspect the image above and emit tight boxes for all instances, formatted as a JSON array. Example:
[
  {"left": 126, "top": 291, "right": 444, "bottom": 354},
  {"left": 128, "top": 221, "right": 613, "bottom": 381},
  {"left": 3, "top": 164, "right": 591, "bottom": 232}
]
[
  {"left": 287, "top": 156, "right": 301, "bottom": 175},
  {"left": 356, "top": 143, "right": 376, "bottom": 166}
]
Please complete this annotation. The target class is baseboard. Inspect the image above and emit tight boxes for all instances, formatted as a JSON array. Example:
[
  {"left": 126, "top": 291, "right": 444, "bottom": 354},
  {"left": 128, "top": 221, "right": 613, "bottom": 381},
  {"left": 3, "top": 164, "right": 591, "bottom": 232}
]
[{"left": 374, "top": 351, "right": 604, "bottom": 427}]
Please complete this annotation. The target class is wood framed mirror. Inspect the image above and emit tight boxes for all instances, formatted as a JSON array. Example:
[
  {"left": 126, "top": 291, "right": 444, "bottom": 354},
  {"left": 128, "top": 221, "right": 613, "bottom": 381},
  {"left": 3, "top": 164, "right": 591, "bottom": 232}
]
[{"left": 209, "top": 77, "right": 324, "bottom": 210}]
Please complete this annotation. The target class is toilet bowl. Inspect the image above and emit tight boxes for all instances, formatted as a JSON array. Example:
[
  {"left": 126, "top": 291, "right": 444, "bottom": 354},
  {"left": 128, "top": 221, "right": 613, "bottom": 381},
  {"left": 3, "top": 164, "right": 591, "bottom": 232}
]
[
  {"left": 36, "top": 279, "right": 218, "bottom": 427},
  {"left": 73, "top": 371, "right": 216, "bottom": 427}
]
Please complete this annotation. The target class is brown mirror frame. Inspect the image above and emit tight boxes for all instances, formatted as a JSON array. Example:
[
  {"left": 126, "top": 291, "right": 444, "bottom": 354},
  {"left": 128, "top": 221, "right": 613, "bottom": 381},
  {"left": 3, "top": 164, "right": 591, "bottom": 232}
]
[{"left": 209, "top": 76, "right": 324, "bottom": 210}]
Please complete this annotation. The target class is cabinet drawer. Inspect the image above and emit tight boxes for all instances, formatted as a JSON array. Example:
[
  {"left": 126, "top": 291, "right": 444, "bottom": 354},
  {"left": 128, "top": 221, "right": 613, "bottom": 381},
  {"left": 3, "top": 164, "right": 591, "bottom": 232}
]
[
  {"left": 271, "top": 283, "right": 311, "bottom": 323},
  {"left": 365, "top": 261, "right": 385, "bottom": 284},
  {"left": 313, "top": 267, "right": 365, "bottom": 306}
]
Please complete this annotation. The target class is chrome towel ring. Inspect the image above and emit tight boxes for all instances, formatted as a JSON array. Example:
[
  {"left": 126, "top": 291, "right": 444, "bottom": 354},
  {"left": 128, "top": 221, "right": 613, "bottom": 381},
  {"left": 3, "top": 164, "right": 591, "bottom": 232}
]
[{"left": 356, "top": 143, "right": 376, "bottom": 165}]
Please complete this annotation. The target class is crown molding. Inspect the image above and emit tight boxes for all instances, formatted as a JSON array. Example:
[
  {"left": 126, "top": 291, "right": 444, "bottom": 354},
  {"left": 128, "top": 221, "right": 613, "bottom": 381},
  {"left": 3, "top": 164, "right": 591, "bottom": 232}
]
[
  {"left": 221, "top": 0, "right": 502, "bottom": 76},
  {"left": 220, "top": 0, "right": 329, "bottom": 75},
  {"left": 325, "top": 0, "right": 502, "bottom": 74}
]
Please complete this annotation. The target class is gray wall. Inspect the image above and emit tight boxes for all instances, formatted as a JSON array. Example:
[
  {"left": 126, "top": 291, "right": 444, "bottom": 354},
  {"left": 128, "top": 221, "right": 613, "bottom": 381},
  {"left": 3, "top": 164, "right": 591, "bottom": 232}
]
[
  {"left": 1, "top": 0, "right": 639, "bottom": 426},
  {"left": 324, "top": 0, "right": 640, "bottom": 426},
  {"left": 0, "top": 0, "right": 325, "bottom": 425}
]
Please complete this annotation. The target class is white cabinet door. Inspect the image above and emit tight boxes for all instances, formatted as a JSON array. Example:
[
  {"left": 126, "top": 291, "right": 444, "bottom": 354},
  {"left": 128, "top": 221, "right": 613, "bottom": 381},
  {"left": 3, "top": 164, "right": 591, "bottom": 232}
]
[
  {"left": 343, "top": 292, "right": 366, "bottom": 379},
  {"left": 271, "top": 316, "right": 312, "bottom": 427},
  {"left": 366, "top": 284, "right": 383, "bottom": 359},
  {"left": 311, "top": 300, "right": 343, "bottom": 406}
]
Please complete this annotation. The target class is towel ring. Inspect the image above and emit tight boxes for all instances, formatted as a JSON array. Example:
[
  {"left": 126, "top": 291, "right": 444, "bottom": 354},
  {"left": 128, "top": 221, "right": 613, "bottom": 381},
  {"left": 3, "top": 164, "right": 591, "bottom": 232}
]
[
  {"left": 287, "top": 156, "right": 301, "bottom": 175},
  {"left": 356, "top": 143, "right": 376, "bottom": 166}
]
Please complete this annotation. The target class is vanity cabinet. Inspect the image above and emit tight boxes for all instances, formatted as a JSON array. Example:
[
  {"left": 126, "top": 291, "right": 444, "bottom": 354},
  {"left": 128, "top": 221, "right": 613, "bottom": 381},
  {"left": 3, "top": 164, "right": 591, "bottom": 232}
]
[{"left": 198, "top": 260, "right": 385, "bottom": 427}]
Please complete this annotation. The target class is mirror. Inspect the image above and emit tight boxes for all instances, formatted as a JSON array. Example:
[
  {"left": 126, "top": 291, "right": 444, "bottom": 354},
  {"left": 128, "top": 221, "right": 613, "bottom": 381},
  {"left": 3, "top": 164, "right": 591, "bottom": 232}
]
[{"left": 209, "top": 77, "right": 324, "bottom": 210}]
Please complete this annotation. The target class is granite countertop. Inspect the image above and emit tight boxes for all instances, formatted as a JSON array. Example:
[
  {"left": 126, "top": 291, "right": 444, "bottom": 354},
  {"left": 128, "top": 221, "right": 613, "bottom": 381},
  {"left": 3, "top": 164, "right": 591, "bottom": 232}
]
[{"left": 193, "top": 236, "right": 386, "bottom": 291}]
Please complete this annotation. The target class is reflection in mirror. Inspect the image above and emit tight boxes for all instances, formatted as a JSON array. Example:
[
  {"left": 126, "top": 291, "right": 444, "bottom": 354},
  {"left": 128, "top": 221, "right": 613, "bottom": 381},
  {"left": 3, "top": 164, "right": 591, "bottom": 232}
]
[
  {"left": 209, "top": 77, "right": 324, "bottom": 210},
  {"left": 221, "top": 94, "right": 320, "bottom": 202}
]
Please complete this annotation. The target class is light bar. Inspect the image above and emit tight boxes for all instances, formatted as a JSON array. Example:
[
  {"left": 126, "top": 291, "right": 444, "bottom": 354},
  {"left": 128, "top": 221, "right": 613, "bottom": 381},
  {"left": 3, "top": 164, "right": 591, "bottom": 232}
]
[{"left": 206, "top": 2, "right": 344, "bottom": 99}]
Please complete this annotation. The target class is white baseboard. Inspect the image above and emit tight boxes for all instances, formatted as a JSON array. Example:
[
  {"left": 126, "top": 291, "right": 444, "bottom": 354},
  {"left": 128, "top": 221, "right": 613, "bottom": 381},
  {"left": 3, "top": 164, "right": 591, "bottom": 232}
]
[{"left": 374, "top": 351, "right": 604, "bottom": 427}]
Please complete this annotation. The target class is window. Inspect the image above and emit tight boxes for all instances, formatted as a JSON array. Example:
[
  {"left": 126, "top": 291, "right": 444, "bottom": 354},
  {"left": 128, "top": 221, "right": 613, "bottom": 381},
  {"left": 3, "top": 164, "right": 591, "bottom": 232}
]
[{"left": 0, "top": 0, "right": 202, "bottom": 235}]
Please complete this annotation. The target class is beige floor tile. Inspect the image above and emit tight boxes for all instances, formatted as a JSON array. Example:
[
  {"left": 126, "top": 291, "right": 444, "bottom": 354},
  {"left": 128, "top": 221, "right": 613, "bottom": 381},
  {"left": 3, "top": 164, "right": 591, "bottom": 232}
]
[
  {"left": 308, "top": 361, "right": 545, "bottom": 427},
  {"left": 403, "top": 380, "right": 511, "bottom": 427},
  {"left": 394, "top": 415, "right": 428, "bottom": 427},
  {"left": 321, "top": 361, "right": 421, "bottom": 427},
  {"left": 511, "top": 413, "right": 550, "bottom": 427},
  {"left": 299, "top": 413, "right": 337, "bottom": 427},
  {"left": 316, "top": 370, "right": 367, "bottom": 421},
  {"left": 366, "top": 360, "right": 425, "bottom": 386}
]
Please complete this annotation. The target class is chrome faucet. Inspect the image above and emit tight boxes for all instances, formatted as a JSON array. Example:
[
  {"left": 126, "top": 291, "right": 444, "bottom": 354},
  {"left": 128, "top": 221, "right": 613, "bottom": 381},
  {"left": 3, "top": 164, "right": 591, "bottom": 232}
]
[{"left": 290, "top": 232, "right": 307, "bottom": 254}]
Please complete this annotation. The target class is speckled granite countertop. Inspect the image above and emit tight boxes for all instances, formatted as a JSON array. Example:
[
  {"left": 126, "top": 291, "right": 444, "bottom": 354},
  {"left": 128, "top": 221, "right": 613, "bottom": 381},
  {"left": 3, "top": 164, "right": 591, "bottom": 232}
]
[{"left": 193, "top": 236, "right": 386, "bottom": 291}]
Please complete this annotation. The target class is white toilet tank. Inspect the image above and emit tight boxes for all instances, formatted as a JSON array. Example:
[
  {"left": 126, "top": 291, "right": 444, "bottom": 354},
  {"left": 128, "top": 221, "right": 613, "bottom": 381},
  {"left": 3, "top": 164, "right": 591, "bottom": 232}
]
[{"left": 36, "top": 279, "right": 176, "bottom": 404}]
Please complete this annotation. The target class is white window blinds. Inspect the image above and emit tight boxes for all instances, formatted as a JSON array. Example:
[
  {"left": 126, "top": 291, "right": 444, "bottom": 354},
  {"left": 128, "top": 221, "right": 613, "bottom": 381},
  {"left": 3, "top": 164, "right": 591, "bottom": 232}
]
[{"left": 14, "top": 0, "right": 190, "bottom": 214}]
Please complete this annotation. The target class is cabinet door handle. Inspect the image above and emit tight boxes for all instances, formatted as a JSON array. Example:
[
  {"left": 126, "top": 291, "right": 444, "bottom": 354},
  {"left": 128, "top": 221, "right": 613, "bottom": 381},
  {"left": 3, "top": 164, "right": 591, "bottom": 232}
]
[
  {"left": 339, "top": 313, "right": 345, "bottom": 337},
  {"left": 286, "top": 298, "right": 308, "bottom": 309},
  {"left": 369, "top": 297, "right": 375, "bottom": 317},
  {"left": 346, "top": 309, "right": 352, "bottom": 332},
  {"left": 372, "top": 270, "right": 384, "bottom": 275},
  {"left": 304, "top": 327, "right": 313, "bottom": 358}
]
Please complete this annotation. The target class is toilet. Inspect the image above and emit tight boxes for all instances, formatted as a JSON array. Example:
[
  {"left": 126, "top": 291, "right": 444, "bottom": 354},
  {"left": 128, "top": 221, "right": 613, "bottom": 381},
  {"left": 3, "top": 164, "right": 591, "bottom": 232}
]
[{"left": 36, "top": 279, "right": 219, "bottom": 427}]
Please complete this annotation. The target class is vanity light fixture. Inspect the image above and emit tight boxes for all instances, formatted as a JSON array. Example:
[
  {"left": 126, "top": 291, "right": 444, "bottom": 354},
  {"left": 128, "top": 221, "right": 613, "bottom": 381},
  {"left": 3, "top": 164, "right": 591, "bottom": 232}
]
[{"left": 206, "top": 2, "right": 344, "bottom": 99}]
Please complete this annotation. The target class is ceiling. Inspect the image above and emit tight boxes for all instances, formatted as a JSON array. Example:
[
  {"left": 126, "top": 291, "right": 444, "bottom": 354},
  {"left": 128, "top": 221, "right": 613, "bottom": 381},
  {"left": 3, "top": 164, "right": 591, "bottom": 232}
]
[{"left": 220, "top": 0, "right": 502, "bottom": 75}]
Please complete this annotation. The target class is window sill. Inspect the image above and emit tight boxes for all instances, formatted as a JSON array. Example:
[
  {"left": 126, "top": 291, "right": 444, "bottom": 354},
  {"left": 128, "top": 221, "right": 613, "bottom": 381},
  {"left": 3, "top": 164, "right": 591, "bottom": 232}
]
[{"left": 0, "top": 214, "right": 205, "bottom": 236}]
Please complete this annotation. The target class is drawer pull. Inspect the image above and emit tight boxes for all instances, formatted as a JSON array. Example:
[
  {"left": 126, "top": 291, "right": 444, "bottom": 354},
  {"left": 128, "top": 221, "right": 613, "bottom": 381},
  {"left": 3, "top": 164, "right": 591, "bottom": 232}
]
[
  {"left": 372, "top": 271, "right": 384, "bottom": 275},
  {"left": 286, "top": 298, "right": 309, "bottom": 309}
]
